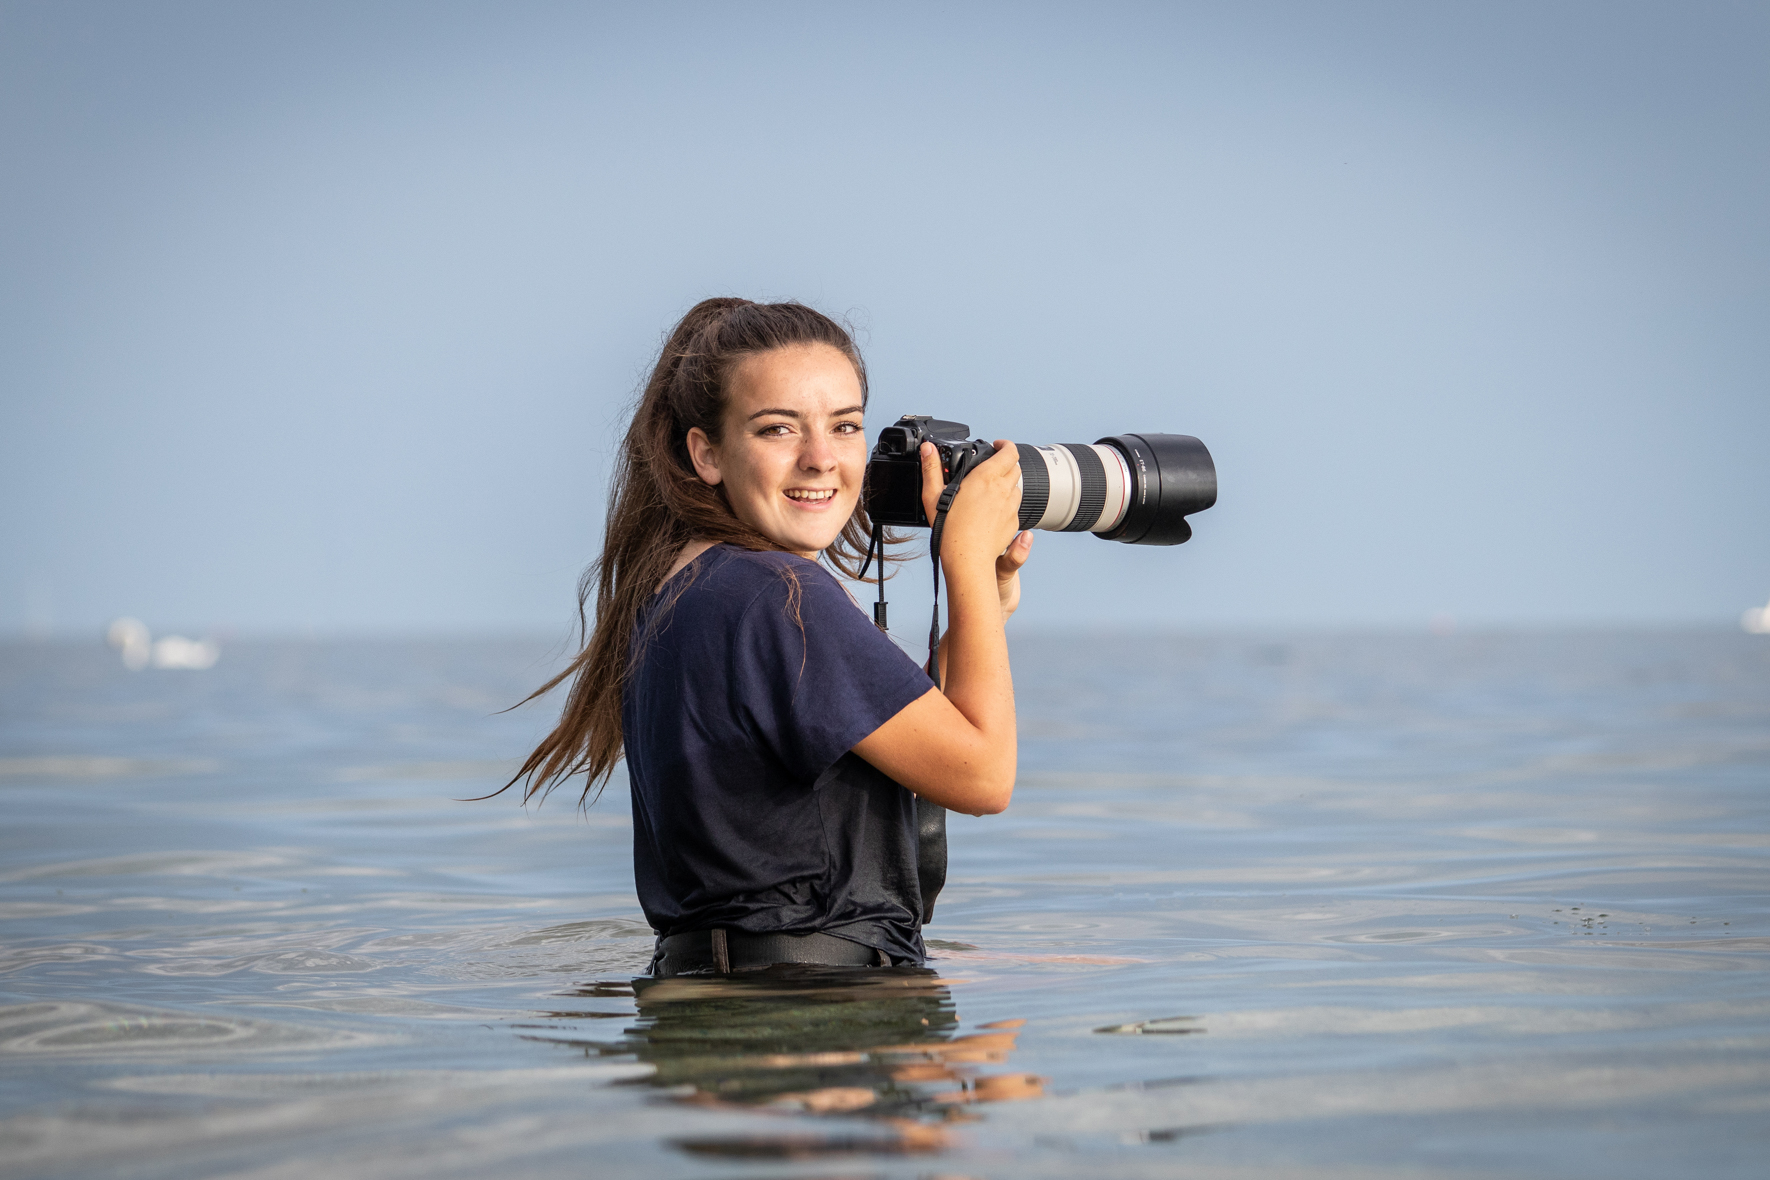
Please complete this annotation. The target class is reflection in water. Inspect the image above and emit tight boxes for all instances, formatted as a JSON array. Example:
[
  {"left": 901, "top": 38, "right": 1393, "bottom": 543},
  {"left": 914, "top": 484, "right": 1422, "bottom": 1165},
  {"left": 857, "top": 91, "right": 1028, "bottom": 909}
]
[{"left": 530, "top": 965, "right": 1044, "bottom": 1159}]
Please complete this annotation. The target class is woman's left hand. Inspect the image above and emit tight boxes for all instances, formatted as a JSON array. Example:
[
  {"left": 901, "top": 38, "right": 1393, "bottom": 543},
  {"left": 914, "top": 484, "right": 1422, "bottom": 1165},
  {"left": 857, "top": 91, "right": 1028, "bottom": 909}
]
[{"left": 996, "top": 530, "right": 1033, "bottom": 620}]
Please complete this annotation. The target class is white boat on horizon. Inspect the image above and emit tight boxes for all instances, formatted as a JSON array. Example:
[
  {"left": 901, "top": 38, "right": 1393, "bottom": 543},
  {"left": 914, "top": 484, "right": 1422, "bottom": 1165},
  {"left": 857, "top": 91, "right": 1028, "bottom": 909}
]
[{"left": 106, "top": 618, "right": 221, "bottom": 670}]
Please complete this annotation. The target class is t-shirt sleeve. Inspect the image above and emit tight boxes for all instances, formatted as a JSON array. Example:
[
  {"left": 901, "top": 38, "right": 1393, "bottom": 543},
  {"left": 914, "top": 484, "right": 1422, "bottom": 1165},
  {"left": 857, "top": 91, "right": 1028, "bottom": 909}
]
[{"left": 732, "top": 561, "right": 934, "bottom": 785}]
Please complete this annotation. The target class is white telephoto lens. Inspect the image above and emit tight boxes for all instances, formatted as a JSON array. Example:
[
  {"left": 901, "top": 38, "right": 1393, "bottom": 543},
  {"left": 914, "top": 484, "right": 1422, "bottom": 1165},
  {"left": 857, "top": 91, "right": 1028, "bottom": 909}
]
[{"left": 1019, "top": 443, "right": 1132, "bottom": 533}]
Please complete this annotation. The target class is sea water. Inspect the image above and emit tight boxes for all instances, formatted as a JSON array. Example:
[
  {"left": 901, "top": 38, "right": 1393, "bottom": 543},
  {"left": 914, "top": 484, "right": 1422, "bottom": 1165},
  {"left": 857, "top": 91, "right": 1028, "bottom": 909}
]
[{"left": 1, "top": 630, "right": 1765, "bottom": 1178}]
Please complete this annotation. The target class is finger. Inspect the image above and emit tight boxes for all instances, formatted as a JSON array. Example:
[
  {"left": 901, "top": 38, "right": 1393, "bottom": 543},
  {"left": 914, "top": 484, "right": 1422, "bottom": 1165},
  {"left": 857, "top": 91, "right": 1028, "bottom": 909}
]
[
  {"left": 976, "top": 439, "right": 1024, "bottom": 522},
  {"left": 918, "top": 440, "right": 945, "bottom": 523},
  {"left": 921, "top": 440, "right": 947, "bottom": 485},
  {"left": 997, "top": 530, "right": 1033, "bottom": 572},
  {"left": 981, "top": 439, "right": 1020, "bottom": 471}
]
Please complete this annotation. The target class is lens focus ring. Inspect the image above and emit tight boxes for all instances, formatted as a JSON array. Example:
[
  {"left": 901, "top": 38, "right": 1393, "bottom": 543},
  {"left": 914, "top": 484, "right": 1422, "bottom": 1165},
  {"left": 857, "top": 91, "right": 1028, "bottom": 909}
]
[
  {"left": 1016, "top": 444, "right": 1049, "bottom": 530},
  {"left": 1059, "top": 444, "right": 1107, "bottom": 531}
]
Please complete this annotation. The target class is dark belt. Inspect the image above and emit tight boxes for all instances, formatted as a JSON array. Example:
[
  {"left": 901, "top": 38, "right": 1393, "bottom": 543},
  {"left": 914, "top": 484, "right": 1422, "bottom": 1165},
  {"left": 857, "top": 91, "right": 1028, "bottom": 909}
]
[{"left": 651, "top": 928, "right": 890, "bottom": 977}]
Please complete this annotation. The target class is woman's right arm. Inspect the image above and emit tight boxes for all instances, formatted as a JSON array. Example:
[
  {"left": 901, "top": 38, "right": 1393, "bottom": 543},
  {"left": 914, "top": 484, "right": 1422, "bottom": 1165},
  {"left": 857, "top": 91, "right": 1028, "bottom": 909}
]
[{"left": 853, "top": 439, "right": 1025, "bottom": 815}]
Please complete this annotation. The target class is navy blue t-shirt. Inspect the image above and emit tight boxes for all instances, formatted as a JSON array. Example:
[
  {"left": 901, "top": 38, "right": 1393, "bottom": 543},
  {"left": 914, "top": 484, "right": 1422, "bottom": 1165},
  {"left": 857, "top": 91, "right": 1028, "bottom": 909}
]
[{"left": 622, "top": 544, "right": 935, "bottom": 964}]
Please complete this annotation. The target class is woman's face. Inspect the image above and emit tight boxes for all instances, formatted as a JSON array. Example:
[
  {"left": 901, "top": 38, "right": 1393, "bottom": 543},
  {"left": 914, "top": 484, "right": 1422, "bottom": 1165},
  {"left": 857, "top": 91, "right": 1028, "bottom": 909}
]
[{"left": 686, "top": 343, "right": 868, "bottom": 558}]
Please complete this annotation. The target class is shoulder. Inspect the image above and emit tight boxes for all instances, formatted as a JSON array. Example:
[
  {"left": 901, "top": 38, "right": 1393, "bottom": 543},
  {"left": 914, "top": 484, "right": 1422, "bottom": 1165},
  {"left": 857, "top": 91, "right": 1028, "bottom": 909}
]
[
  {"left": 701, "top": 544, "right": 802, "bottom": 581},
  {"left": 663, "top": 544, "right": 776, "bottom": 601},
  {"left": 697, "top": 545, "right": 839, "bottom": 595},
  {"left": 690, "top": 547, "right": 864, "bottom": 631}
]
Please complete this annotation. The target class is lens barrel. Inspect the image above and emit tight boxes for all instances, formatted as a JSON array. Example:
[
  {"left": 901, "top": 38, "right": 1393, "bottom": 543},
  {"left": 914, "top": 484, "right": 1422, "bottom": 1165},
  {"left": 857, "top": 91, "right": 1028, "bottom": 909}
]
[{"left": 1012, "top": 434, "right": 1216, "bottom": 545}]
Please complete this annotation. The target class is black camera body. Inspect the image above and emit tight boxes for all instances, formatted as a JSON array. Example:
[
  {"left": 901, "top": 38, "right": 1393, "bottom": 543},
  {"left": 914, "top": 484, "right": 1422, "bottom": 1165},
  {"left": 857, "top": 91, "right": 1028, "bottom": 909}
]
[
  {"left": 865, "top": 416, "right": 989, "bottom": 529},
  {"left": 864, "top": 414, "right": 1217, "bottom": 546}
]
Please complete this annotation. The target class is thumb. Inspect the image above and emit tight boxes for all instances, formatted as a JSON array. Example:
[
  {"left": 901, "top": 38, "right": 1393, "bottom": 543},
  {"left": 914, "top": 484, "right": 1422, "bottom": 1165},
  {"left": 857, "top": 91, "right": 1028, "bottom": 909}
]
[
  {"left": 919, "top": 441, "right": 946, "bottom": 524},
  {"left": 997, "top": 530, "right": 1033, "bottom": 575}
]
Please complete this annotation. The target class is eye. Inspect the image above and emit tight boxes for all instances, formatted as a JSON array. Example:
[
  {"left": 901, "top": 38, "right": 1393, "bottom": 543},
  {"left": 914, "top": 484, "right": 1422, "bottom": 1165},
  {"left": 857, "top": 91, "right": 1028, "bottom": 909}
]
[
  {"left": 833, "top": 421, "right": 862, "bottom": 434},
  {"left": 758, "top": 422, "right": 793, "bottom": 437}
]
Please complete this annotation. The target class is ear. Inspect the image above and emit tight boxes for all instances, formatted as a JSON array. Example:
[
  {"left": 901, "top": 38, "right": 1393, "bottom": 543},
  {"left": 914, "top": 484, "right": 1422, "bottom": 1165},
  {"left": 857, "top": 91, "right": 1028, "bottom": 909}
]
[{"left": 685, "top": 426, "right": 723, "bottom": 486}]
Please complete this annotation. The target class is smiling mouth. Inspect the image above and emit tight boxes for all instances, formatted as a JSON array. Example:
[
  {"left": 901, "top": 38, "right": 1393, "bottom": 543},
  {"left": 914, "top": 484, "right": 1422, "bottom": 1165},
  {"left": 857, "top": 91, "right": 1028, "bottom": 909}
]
[{"left": 784, "top": 489, "right": 836, "bottom": 503}]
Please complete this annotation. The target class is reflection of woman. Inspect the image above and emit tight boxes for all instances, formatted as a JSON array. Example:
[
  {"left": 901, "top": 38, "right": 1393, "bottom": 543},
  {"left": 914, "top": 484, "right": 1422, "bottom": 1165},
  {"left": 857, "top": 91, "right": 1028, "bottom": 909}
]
[
  {"left": 511, "top": 299, "right": 1031, "bottom": 974},
  {"left": 625, "top": 969, "right": 960, "bottom": 1106},
  {"left": 537, "top": 970, "right": 1042, "bottom": 1157},
  {"left": 614, "top": 972, "right": 1042, "bottom": 1133}
]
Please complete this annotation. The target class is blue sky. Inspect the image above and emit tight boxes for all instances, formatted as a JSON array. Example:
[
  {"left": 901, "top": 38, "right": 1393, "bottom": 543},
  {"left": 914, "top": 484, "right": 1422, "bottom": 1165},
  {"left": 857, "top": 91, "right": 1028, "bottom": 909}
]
[{"left": 2, "top": 1, "right": 1765, "bottom": 634}]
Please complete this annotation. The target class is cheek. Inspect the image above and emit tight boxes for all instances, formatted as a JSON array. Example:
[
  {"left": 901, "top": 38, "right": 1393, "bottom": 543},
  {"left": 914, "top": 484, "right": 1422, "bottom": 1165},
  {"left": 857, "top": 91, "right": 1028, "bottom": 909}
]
[
  {"left": 841, "top": 443, "right": 869, "bottom": 482},
  {"left": 728, "top": 444, "right": 786, "bottom": 501}
]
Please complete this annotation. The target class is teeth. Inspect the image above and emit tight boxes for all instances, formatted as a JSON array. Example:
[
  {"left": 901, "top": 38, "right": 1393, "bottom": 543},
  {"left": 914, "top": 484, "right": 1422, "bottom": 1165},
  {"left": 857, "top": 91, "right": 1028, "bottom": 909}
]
[{"left": 785, "top": 489, "right": 835, "bottom": 501}]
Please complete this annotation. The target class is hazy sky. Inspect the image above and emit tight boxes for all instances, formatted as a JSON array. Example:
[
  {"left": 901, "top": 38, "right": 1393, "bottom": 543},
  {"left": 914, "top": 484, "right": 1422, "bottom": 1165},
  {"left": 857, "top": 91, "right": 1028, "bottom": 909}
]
[{"left": 3, "top": 1, "right": 1766, "bottom": 635}]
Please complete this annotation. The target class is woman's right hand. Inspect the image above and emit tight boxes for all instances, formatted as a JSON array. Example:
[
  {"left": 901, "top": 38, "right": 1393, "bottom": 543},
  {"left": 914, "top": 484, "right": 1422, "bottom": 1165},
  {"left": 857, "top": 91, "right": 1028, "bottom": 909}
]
[
  {"left": 918, "top": 440, "right": 1024, "bottom": 572},
  {"left": 856, "top": 441, "right": 1024, "bottom": 816}
]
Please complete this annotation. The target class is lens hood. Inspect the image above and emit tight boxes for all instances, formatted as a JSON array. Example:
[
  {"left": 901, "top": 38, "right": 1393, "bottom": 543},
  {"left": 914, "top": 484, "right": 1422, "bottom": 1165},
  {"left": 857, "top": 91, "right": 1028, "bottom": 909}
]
[{"left": 1094, "top": 433, "right": 1217, "bottom": 546}]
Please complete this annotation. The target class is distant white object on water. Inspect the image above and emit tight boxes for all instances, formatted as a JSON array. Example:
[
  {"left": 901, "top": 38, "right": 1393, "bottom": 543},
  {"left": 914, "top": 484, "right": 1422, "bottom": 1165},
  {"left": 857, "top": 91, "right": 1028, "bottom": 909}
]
[
  {"left": 106, "top": 617, "right": 152, "bottom": 670},
  {"left": 1744, "top": 598, "right": 1770, "bottom": 635},
  {"left": 106, "top": 617, "right": 220, "bottom": 670},
  {"left": 152, "top": 635, "right": 220, "bottom": 669}
]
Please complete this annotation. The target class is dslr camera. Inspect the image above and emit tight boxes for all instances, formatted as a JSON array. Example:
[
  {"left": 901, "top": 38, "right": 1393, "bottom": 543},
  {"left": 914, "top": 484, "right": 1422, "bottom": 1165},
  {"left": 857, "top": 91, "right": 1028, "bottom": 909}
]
[{"left": 865, "top": 415, "right": 1217, "bottom": 545}]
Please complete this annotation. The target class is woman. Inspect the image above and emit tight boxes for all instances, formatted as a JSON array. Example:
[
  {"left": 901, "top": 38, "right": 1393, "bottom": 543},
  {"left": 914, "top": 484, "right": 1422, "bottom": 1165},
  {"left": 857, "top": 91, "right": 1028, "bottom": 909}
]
[{"left": 510, "top": 298, "right": 1031, "bottom": 975}]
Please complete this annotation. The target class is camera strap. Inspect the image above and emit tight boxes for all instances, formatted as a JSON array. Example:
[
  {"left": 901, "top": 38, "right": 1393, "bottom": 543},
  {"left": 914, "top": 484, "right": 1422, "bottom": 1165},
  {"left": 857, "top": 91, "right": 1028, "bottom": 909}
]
[
  {"left": 858, "top": 521, "right": 887, "bottom": 632},
  {"left": 925, "top": 481, "right": 962, "bottom": 691}
]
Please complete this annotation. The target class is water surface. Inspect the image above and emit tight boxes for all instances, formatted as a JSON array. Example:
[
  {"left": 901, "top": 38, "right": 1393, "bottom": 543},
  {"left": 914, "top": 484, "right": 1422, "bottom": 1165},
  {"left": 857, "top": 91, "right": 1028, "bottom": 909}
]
[{"left": 2, "top": 630, "right": 1766, "bottom": 1177}]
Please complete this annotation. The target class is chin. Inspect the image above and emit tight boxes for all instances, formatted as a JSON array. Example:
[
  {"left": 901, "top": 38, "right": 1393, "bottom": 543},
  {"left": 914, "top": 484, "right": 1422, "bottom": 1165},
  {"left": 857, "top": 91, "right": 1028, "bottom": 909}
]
[
  {"left": 764, "top": 509, "right": 853, "bottom": 557},
  {"left": 745, "top": 498, "right": 856, "bottom": 558},
  {"left": 785, "top": 531, "right": 845, "bottom": 557}
]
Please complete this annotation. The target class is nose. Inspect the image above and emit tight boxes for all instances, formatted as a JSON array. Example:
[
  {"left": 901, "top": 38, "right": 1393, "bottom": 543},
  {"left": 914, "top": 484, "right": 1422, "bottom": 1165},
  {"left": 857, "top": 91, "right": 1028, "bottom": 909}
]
[{"left": 799, "top": 431, "right": 836, "bottom": 472}]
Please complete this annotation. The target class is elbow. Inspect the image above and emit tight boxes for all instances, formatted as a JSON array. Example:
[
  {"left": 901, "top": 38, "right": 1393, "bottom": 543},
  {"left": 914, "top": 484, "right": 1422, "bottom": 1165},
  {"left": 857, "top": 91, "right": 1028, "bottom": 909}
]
[{"left": 968, "top": 769, "right": 1015, "bottom": 816}]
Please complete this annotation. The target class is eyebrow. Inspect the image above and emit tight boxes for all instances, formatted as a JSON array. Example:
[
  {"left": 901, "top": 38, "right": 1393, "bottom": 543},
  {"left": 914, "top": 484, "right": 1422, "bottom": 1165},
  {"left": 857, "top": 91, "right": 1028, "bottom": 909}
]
[{"left": 746, "top": 405, "right": 866, "bottom": 421}]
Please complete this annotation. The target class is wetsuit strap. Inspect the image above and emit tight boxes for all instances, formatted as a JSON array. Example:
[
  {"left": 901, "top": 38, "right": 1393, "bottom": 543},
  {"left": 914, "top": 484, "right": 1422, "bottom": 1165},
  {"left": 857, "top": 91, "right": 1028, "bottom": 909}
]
[{"left": 918, "top": 482, "right": 962, "bottom": 927}]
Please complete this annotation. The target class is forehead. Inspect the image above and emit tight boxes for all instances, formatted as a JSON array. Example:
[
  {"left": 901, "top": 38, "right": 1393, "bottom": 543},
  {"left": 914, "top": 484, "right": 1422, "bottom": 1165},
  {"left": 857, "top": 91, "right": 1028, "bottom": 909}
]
[{"left": 726, "top": 344, "right": 863, "bottom": 414}]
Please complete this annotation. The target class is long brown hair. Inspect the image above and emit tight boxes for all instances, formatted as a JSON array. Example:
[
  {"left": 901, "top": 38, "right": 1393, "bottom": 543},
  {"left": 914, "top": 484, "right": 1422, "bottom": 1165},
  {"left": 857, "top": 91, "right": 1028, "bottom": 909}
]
[{"left": 501, "top": 298, "right": 891, "bottom": 806}]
